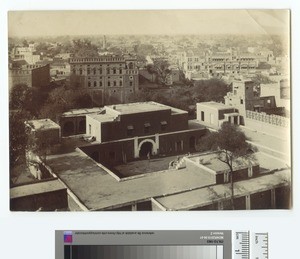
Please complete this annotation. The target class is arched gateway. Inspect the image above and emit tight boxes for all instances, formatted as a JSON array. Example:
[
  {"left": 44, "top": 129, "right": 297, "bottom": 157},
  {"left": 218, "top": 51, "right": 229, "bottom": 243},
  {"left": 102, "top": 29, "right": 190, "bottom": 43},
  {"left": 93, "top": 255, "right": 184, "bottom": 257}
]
[
  {"left": 139, "top": 141, "right": 153, "bottom": 157},
  {"left": 135, "top": 138, "right": 158, "bottom": 159}
]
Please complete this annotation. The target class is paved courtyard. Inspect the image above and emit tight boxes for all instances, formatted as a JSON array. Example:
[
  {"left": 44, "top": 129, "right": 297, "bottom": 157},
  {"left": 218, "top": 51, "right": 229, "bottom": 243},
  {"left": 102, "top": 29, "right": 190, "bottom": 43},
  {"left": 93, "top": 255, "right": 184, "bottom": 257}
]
[{"left": 114, "top": 154, "right": 184, "bottom": 177}]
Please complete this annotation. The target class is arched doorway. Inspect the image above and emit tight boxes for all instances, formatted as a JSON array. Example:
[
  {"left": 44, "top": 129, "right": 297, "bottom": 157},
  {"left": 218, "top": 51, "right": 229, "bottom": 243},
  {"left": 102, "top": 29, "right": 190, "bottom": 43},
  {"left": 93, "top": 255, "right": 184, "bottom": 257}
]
[
  {"left": 78, "top": 120, "right": 86, "bottom": 133},
  {"left": 139, "top": 141, "right": 153, "bottom": 158},
  {"left": 63, "top": 121, "right": 74, "bottom": 136}
]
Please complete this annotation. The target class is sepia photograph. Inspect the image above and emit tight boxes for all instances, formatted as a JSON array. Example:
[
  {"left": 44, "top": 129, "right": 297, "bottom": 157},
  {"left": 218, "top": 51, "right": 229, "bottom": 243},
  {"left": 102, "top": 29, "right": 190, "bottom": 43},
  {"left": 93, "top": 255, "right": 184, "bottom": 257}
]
[{"left": 8, "top": 10, "right": 291, "bottom": 211}]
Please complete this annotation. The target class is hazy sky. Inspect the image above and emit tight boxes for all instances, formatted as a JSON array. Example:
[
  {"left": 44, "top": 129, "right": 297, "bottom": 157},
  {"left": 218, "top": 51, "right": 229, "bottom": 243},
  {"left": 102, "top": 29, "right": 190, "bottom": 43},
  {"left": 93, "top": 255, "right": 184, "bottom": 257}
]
[{"left": 8, "top": 10, "right": 289, "bottom": 37}]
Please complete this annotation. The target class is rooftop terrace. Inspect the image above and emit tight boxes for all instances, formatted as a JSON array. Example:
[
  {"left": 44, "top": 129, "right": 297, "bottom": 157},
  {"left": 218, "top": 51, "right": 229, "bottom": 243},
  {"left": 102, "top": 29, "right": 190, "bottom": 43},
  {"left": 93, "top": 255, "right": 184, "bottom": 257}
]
[
  {"left": 106, "top": 102, "right": 187, "bottom": 115},
  {"left": 46, "top": 150, "right": 215, "bottom": 210},
  {"left": 197, "top": 101, "right": 235, "bottom": 110},
  {"left": 25, "top": 119, "right": 60, "bottom": 131}
]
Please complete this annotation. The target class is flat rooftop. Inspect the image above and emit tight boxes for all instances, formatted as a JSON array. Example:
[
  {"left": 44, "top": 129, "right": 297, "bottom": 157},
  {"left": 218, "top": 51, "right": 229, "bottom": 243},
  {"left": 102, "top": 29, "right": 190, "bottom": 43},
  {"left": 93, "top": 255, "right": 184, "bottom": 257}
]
[
  {"left": 188, "top": 152, "right": 258, "bottom": 173},
  {"left": 106, "top": 102, "right": 187, "bottom": 115},
  {"left": 155, "top": 169, "right": 290, "bottom": 210},
  {"left": 46, "top": 150, "right": 215, "bottom": 210},
  {"left": 197, "top": 101, "right": 235, "bottom": 110},
  {"left": 25, "top": 119, "right": 60, "bottom": 131},
  {"left": 87, "top": 113, "right": 116, "bottom": 123},
  {"left": 10, "top": 179, "right": 66, "bottom": 199},
  {"left": 62, "top": 107, "right": 104, "bottom": 117}
]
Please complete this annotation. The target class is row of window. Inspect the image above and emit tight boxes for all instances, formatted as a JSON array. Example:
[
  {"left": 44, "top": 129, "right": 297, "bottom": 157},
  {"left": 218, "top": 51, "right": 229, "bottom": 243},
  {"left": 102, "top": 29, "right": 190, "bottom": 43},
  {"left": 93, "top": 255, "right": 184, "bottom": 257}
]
[
  {"left": 87, "top": 81, "right": 134, "bottom": 87},
  {"left": 73, "top": 68, "right": 123, "bottom": 75},
  {"left": 126, "top": 121, "right": 167, "bottom": 136}
]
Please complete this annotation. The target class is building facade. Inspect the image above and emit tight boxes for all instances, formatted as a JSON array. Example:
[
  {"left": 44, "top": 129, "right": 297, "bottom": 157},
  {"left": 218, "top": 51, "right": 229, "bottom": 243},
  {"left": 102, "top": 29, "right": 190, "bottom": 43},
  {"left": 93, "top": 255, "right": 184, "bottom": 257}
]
[
  {"left": 9, "top": 64, "right": 50, "bottom": 89},
  {"left": 69, "top": 55, "right": 139, "bottom": 105},
  {"left": 178, "top": 50, "right": 258, "bottom": 80},
  {"left": 196, "top": 101, "right": 240, "bottom": 129},
  {"left": 79, "top": 102, "right": 207, "bottom": 164}
]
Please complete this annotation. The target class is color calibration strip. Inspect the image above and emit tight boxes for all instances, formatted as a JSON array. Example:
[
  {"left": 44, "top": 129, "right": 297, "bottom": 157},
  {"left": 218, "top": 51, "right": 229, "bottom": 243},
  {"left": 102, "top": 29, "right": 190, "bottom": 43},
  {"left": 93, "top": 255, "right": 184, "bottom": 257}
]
[{"left": 64, "top": 245, "right": 223, "bottom": 259}]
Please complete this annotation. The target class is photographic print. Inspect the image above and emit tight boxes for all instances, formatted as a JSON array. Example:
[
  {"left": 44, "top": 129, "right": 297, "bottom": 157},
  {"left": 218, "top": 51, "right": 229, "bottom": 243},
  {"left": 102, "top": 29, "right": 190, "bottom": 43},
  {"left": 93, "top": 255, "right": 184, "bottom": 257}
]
[{"left": 8, "top": 10, "right": 291, "bottom": 211}]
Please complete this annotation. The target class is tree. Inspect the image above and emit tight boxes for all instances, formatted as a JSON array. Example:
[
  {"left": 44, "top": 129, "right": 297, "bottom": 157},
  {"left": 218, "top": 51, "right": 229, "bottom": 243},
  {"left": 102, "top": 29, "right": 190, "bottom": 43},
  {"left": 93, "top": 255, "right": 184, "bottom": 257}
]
[
  {"left": 9, "top": 110, "right": 31, "bottom": 169},
  {"left": 72, "top": 39, "right": 99, "bottom": 58},
  {"left": 39, "top": 87, "right": 94, "bottom": 122},
  {"left": 153, "top": 59, "right": 171, "bottom": 85},
  {"left": 197, "top": 123, "right": 253, "bottom": 209},
  {"left": 10, "top": 84, "right": 49, "bottom": 117},
  {"left": 22, "top": 39, "right": 29, "bottom": 47}
]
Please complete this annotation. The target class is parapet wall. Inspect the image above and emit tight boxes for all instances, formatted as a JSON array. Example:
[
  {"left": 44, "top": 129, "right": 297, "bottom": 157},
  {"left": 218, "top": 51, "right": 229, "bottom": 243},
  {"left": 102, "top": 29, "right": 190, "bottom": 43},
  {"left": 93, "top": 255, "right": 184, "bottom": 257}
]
[{"left": 246, "top": 110, "right": 289, "bottom": 127}]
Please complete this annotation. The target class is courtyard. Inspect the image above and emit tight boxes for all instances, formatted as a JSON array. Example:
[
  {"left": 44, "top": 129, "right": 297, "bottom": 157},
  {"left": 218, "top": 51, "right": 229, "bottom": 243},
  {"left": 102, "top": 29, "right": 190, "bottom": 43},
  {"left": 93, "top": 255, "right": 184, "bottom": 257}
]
[{"left": 113, "top": 154, "right": 184, "bottom": 178}]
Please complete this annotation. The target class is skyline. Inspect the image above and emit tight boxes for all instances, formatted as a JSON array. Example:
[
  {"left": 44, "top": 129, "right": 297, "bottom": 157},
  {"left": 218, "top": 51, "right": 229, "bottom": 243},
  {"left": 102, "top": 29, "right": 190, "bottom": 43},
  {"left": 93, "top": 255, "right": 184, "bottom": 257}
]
[{"left": 8, "top": 10, "right": 289, "bottom": 37}]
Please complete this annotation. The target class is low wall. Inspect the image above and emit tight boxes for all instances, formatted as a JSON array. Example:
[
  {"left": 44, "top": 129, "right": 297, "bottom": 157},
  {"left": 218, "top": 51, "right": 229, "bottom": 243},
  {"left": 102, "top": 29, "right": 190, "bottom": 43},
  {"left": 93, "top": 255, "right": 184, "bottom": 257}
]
[
  {"left": 245, "top": 110, "right": 290, "bottom": 137},
  {"left": 244, "top": 118, "right": 290, "bottom": 138}
]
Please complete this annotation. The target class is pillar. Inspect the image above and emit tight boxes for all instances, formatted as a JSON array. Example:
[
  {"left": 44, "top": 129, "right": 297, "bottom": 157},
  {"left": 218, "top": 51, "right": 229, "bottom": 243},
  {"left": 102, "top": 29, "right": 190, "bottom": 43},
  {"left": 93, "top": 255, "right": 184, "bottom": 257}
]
[
  {"left": 154, "top": 134, "right": 159, "bottom": 155},
  {"left": 245, "top": 195, "right": 251, "bottom": 210},
  {"left": 134, "top": 137, "right": 139, "bottom": 158},
  {"left": 132, "top": 203, "right": 137, "bottom": 211},
  {"left": 271, "top": 189, "right": 276, "bottom": 209}
]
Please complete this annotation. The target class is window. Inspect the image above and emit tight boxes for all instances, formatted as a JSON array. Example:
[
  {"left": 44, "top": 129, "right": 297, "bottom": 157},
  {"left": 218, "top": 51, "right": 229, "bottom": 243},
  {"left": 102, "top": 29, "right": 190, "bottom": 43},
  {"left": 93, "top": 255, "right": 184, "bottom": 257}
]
[
  {"left": 113, "top": 68, "right": 116, "bottom": 74},
  {"left": 107, "top": 68, "right": 110, "bottom": 74},
  {"left": 89, "top": 124, "right": 91, "bottom": 135},
  {"left": 160, "top": 121, "right": 167, "bottom": 131},
  {"left": 100, "top": 81, "right": 103, "bottom": 87},
  {"left": 130, "top": 81, "right": 133, "bottom": 86},
  {"left": 201, "top": 111, "right": 205, "bottom": 121},
  {"left": 240, "top": 99, "right": 244, "bottom": 104},
  {"left": 113, "top": 81, "right": 117, "bottom": 86},
  {"left": 94, "top": 81, "right": 97, "bottom": 87},
  {"left": 144, "top": 122, "right": 150, "bottom": 134},
  {"left": 87, "top": 69, "right": 90, "bottom": 75},
  {"left": 93, "top": 68, "right": 96, "bottom": 75},
  {"left": 119, "top": 81, "right": 123, "bottom": 86},
  {"left": 127, "top": 125, "right": 134, "bottom": 136},
  {"left": 79, "top": 69, "right": 82, "bottom": 75},
  {"left": 119, "top": 69, "right": 122, "bottom": 74},
  {"left": 99, "top": 68, "right": 102, "bottom": 74},
  {"left": 108, "top": 81, "right": 111, "bottom": 87},
  {"left": 88, "top": 81, "right": 91, "bottom": 87}
]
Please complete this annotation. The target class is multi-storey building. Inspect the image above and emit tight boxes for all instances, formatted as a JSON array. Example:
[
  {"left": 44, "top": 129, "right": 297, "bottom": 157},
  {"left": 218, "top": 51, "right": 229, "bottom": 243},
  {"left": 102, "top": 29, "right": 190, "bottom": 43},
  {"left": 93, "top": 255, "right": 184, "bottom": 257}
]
[
  {"left": 178, "top": 50, "right": 258, "bottom": 80},
  {"left": 9, "top": 64, "right": 50, "bottom": 89},
  {"left": 69, "top": 55, "right": 139, "bottom": 105},
  {"left": 10, "top": 46, "right": 40, "bottom": 65},
  {"left": 82, "top": 102, "right": 206, "bottom": 164}
]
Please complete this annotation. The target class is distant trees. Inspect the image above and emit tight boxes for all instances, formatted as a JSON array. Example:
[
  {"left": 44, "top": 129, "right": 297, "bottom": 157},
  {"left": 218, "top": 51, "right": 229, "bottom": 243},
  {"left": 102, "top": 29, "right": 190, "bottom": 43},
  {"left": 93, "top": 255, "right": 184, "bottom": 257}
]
[
  {"left": 197, "top": 123, "right": 253, "bottom": 209},
  {"left": 72, "top": 39, "right": 99, "bottom": 58},
  {"left": 153, "top": 59, "right": 171, "bottom": 85},
  {"left": 251, "top": 74, "right": 275, "bottom": 86},
  {"left": 133, "top": 44, "right": 156, "bottom": 57},
  {"left": 9, "top": 110, "right": 31, "bottom": 168},
  {"left": 10, "top": 84, "right": 49, "bottom": 117},
  {"left": 132, "top": 78, "right": 229, "bottom": 112},
  {"left": 39, "top": 87, "right": 94, "bottom": 122},
  {"left": 192, "top": 79, "right": 230, "bottom": 103}
]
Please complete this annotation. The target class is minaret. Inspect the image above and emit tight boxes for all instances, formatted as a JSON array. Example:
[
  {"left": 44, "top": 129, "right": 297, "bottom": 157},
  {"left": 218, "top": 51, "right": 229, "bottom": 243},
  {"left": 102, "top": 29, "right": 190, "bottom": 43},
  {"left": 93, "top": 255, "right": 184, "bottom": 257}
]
[{"left": 102, "top": 35, "right": 107, "bottom": 50}]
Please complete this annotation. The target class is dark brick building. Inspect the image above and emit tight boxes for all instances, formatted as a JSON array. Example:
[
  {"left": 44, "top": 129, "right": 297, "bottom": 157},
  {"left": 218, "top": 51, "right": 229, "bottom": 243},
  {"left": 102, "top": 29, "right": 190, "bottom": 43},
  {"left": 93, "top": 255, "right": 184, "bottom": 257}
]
[
  {"left": 78, "top": 102, "right": 207, "bottom": 164},
  {"left": 69, "top": 55, "right": 139, "bottom": 105},
  {"left": 9, "top": 64, "right": 50, "bottom": 89}
]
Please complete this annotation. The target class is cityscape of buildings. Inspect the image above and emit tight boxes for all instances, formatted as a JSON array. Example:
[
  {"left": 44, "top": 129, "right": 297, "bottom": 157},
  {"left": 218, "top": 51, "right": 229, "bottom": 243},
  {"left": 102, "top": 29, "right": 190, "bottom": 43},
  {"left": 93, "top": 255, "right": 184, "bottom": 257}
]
[{"left": 8, "top": 10, "right": 291, "bottom": 211}]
